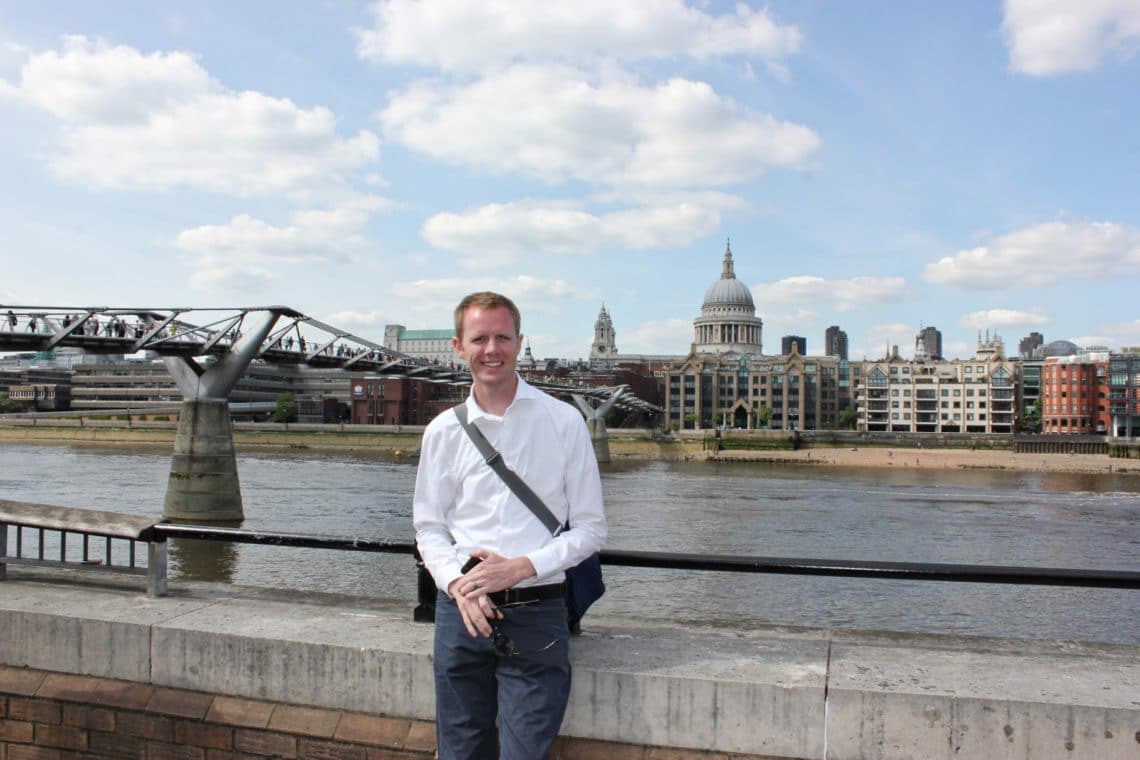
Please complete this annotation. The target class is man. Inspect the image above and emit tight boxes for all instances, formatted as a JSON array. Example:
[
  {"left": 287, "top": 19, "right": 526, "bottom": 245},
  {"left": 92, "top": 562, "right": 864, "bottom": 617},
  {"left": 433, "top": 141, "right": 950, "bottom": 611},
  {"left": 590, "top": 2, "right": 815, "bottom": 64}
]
[{"left": 413, "top": 292, "right": 606, "bottom": 759}]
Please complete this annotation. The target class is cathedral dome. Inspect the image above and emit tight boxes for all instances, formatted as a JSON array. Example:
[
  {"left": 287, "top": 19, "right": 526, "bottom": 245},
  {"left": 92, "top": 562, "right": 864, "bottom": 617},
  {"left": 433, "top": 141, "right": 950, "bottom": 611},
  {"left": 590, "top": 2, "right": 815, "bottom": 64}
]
[
  {"left": 700, "top": 240, "right": 755, "bottom": 312},
  {"left": 702, "top": 276, "right": 755, "bottom": 310},
  {"left": 692, "top": 239, "right": 763, "bottom": 356}
]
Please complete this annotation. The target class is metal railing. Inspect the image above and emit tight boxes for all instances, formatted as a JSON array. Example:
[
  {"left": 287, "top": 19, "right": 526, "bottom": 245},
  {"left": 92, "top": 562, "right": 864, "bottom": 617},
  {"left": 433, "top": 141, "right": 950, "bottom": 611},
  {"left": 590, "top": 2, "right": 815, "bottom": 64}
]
[{"left": 150, "top": 524, "right": 1140, "bottom": 623}]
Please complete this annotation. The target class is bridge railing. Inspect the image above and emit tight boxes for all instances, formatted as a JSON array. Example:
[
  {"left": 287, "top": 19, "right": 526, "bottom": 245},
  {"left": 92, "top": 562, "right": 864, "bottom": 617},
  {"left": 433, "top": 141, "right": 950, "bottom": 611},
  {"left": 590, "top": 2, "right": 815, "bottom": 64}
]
[{"left": 148, "top": 523, "right": 1140, "bottom": 624}]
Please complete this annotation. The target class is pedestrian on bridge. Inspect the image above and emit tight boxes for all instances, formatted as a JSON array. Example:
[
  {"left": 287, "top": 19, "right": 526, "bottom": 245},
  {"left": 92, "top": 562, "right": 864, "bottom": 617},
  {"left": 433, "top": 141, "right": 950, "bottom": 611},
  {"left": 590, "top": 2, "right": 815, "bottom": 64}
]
[
  {"left": 413, "top": 291, "right": 606, "bottom": 760},
  {"left": 5, "top": 310, "right": 15, "bottom": 330}
]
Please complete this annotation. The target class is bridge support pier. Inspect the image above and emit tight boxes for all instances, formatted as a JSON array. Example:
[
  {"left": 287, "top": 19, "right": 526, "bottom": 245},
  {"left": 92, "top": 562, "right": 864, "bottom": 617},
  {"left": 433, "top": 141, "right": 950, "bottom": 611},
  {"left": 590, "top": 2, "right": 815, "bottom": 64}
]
[
  {"left": 165, "top": 400, "right": 243, "bottom": 522},
  {"left": 162, "top": 312, "right": 283, "bottom": 522},
  {"left": 572, "top": 390, "right": 623, "bottom": 464}
]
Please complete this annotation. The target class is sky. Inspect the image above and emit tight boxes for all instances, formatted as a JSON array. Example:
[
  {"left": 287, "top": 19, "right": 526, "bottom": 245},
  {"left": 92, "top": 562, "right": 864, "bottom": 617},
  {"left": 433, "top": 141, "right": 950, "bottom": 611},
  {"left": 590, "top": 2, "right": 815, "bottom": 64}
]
[{"left": 1, "top": 0, "right": 1138, "bottom": 363}]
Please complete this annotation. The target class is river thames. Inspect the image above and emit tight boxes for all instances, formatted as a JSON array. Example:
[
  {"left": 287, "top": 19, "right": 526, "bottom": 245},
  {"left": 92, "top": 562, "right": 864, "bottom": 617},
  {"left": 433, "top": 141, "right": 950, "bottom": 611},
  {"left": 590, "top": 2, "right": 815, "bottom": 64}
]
[{"left": 3, "top": 443, "right": 1139, "bottom": 645}]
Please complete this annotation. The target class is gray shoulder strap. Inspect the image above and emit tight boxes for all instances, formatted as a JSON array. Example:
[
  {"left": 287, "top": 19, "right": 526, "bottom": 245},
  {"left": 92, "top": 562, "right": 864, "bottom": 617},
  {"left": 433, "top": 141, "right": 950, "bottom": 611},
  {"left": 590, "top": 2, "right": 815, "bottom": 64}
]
[{"left": 453, "top": 405, "right": 562, "bottom": 535}]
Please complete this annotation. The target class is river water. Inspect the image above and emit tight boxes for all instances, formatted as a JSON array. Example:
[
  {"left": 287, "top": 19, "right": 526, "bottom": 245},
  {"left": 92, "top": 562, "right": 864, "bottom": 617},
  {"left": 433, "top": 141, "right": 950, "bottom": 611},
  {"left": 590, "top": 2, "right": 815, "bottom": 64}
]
[{"left": 3, "top": 443, "right": 1139, "bottom": 645}]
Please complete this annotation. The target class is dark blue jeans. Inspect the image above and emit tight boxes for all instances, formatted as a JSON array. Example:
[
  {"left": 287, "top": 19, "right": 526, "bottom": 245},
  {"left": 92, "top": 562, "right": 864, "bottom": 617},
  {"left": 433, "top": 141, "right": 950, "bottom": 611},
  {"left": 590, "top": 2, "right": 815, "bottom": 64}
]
[{"left": 433, "top": 592, "right": 570, "bottom": 760}]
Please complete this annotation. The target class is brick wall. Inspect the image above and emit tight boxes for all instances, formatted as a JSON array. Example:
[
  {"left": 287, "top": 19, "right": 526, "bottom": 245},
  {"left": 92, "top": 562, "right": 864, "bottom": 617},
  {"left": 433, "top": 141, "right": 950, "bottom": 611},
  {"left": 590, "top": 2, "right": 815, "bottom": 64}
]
[{"left": 0, "top": 665, "right": 758, "bottom": 760}]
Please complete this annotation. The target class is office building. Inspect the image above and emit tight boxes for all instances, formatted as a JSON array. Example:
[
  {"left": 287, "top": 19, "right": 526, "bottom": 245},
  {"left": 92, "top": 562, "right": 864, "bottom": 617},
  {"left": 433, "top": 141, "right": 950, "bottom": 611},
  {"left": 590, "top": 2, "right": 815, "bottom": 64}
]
[
  {"left": 855, "top": 334, "right": 1018, "bottom": 433},
  {"left": 1041, "top": 351, "right": 1109, "bottom": 435},
  {"left": 825, "top": 325, "right": 848, "bottom": 360},
  {"left": 781, "top": 335, "right": 807, "bottom": 355},
  {"left": 917, "top": 326, "right": 943, "bottom": 361},
  {"left": 1019, "top": 332, "right": 1044, "bottom": 359}
]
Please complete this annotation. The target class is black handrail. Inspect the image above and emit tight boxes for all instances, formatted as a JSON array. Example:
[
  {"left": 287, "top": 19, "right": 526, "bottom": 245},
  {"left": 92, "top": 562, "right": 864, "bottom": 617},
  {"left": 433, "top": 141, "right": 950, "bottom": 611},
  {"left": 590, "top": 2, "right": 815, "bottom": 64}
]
[{"left": 151, "top": 524, "right": 1140, "bottom": 623}]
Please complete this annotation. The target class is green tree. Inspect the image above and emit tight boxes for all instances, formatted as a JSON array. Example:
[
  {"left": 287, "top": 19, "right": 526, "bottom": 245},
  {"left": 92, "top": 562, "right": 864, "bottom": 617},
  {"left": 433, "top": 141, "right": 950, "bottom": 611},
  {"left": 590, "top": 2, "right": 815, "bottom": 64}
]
[
  {"left": 838, "top": 406, "right": 858, "bottom": 430},
  {"left": 683, "top": 412, "right": 698, "bottom": 430},
  {"left": 273, "top": 393, "right": 297, "bottom": 423},
  {"left": 0, "top": 392, "right": 14, "bottom": 413},
  {"left": 754, "top": 405, "right": 772, "bottom": 429},
  {"left": 1020, "top": 397, "right": 1042, "bottom": 433}
]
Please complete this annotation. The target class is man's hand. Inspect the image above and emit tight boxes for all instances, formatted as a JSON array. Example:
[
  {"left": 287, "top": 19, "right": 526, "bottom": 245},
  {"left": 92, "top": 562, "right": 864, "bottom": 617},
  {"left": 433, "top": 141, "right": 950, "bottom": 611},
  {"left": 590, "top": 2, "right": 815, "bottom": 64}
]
[
  {"left": 448, "top": 551, "right": 537, "bottom": 637},
  {"left": 446, "top": 576, "right": 501, "bottom": 638}
]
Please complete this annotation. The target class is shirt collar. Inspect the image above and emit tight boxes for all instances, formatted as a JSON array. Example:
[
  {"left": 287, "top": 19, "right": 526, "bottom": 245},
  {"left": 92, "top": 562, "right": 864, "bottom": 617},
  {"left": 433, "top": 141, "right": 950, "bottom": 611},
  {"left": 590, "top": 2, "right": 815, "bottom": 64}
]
[{"left": 464, "top": 373, "right": 540, "bottom": 422}]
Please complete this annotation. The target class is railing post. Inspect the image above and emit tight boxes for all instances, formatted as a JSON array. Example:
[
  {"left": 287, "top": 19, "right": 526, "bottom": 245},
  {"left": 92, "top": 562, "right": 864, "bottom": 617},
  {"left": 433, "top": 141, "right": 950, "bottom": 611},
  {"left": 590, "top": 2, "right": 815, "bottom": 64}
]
[
  {"left": 148, "top": 537, "right": 168, "bottom": 598},
  {"left": 413, "top": 545, "right": 435, "bottom": 623},
  {"left": 1, "top": 520, "right": 7, "bottom": 580}
]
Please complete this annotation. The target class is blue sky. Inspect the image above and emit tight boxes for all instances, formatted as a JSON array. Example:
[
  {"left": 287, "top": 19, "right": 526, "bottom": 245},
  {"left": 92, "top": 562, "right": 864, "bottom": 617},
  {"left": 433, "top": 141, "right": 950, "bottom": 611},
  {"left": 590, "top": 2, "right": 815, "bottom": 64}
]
[{"left": 1, "top": 0, "right": 1137, "bottom": 362}]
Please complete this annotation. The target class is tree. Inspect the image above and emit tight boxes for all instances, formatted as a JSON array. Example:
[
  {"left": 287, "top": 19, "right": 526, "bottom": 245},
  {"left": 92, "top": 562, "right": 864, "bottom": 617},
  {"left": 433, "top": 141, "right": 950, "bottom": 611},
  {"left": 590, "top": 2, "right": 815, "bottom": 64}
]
[
  {"left": 683, "top": 412, "right": 698, "bottom": 430},
  {"left": 273, "top": 393, "right": 297, "bottom": 423},
  {"left": 1020, "top": 397, "right": 1042, "bottom": 433},
  {"left": 0, "top": 392, "right": 13, "bottom": 414},
  {"left": 754, "top": 405, "right": 772, "bottom": 429},
  {"left": 838, "top": 406, "right": 858, "bottom": 430}
]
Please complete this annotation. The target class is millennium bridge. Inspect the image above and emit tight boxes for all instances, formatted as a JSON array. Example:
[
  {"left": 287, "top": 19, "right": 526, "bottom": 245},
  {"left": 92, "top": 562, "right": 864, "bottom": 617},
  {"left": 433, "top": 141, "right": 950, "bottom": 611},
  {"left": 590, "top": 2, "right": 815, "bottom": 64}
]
[{"left": 1, "top": 304, "right": 660, "bottom": 521}]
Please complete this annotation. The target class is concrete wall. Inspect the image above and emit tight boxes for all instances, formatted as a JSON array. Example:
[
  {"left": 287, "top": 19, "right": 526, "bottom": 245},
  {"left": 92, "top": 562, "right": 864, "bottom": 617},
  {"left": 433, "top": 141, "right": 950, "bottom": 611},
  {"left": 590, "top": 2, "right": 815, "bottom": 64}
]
[{"left": 2, "top": 572, "right": 1138, "bottom": 759}]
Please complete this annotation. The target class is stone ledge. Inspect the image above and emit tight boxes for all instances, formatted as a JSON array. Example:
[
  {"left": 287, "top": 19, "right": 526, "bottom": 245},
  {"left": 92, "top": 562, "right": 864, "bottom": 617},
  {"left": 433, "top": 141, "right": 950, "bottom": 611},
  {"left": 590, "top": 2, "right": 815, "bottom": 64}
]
[{"left": 2, "top": 574, "right": 1139, "bottom": 759}]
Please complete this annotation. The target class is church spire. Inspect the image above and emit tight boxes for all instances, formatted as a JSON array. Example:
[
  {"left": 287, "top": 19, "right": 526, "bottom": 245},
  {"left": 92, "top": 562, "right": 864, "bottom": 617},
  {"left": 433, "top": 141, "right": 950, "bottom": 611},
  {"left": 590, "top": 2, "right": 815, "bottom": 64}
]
[{"left": 722, "top": 238, "right": 735, "bottom": 280}]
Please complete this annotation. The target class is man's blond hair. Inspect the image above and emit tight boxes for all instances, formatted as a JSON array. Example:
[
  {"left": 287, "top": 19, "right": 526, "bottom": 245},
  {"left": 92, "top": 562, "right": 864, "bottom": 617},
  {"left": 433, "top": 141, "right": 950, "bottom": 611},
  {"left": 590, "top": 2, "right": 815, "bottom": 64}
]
[{"left": 453, "top": 292, "right": 521, "bottom": 339}]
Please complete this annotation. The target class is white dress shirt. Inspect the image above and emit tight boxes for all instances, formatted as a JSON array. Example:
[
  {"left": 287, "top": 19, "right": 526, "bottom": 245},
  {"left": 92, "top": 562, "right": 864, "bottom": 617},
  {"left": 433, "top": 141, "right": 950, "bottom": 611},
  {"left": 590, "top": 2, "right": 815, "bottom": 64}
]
[{"left": 413, "top": 375, "right": 607, "bottom": 594}]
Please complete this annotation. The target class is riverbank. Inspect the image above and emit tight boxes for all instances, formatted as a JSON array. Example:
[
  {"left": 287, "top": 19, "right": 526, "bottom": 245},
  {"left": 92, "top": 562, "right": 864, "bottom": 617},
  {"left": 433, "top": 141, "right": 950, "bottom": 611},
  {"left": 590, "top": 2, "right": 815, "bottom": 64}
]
[
  {"left": 2, "top": 418, "right": 1137, "bottom": 475},
  {"left": 708, "top": 446, "right": 1140, "bottom": 475}
]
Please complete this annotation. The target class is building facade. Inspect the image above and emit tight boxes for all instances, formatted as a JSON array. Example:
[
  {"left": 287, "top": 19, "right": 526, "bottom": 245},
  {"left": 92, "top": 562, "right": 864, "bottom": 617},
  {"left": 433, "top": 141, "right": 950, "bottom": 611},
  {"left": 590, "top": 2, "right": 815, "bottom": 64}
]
[
  {"left": 349, "top": 376, "right": 463, "bottom": 426},
  {"left": 1017, "top": 357, "right": 1043, "bottom": 431},
  {"left": 781, "top": 335, "right": 807, "bottom": 355},
  {"left": 382, "top": 325, "right": 457, "bottom": 365},
  {"left": 917, "top": 326, "right": 943, "bottom": 361},
  {"left": 666, "top": 349, "right": 851, "bottom": 430},
  {"left": 1108, "top": 351, "right": 1140, "bottom": 438},
  {"left": 1041, "top": 352, "right": 1109, "bottom": 435},
  {"left": 824, "top": 325, "right": 848, "bottom": 360},
  {"left": 855, "top": 336, "right": 1019, "bottom": 433},
  {"left": 7, "top": 383, "right": 70, "bottom": 411},
  {"left": 1019, "top": 332, "right": 1044, "bottom": 359}
]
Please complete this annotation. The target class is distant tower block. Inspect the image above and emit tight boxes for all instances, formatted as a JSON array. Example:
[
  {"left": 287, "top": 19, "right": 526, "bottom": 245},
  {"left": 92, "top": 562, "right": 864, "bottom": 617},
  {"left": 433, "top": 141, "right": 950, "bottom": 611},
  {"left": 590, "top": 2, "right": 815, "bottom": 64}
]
[{"left": 163, "top": 311, "right": 283, "bottom": 522}]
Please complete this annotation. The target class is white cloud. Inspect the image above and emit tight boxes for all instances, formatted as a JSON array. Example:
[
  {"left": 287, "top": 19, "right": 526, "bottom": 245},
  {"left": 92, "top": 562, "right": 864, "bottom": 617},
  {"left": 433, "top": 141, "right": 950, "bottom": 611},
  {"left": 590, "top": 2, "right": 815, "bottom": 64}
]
[
  {"left": 423, "top": 196, "right": 729, "bottom": 267},
  {"left": 356, "top": 0, "right": 800, "bottom": 73},
  {"left": 755, "top": 275, "right": 909, "bottom": 312},
  {"left": 388, "top": 276, "right": 598, "bottom": 321},
  {"left": 959, "top": 307, "right": 1050, "bottom": 329},
  {"left": 620, "top": 318, "right": 693, "bottom": 354},
  {"left": 176, "top": 197, "right": 390, "bottom": 292},
  {"left": 1089, "top": 318, "right": 1140, "bottom": 348},
  {"left": 2, "top": 36, "right": 380, "bottom": 196},
  {"left": 1003, "top": 0, "right": 1140, "bottom": 75},
  {"left": 923, "top": 221, "right": 1140, "bottom": 289},
  {"left": 380, "top": 65, "right": 819, "bottom": 190}
]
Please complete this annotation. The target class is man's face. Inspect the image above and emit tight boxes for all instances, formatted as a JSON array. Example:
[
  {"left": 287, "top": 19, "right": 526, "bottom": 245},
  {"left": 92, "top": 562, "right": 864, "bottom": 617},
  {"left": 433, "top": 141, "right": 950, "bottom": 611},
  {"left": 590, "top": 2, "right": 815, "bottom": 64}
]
[{"left": 453, "top": 305, "right": 522, "bottom": 392}]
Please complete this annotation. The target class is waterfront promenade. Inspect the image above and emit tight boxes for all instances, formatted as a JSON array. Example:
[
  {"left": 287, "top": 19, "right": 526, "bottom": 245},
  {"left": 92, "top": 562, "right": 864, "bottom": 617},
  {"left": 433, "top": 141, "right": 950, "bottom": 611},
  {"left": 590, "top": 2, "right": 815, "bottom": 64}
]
[{"left": 2, "top": 568, "right": 1139, "bottom": 759}]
